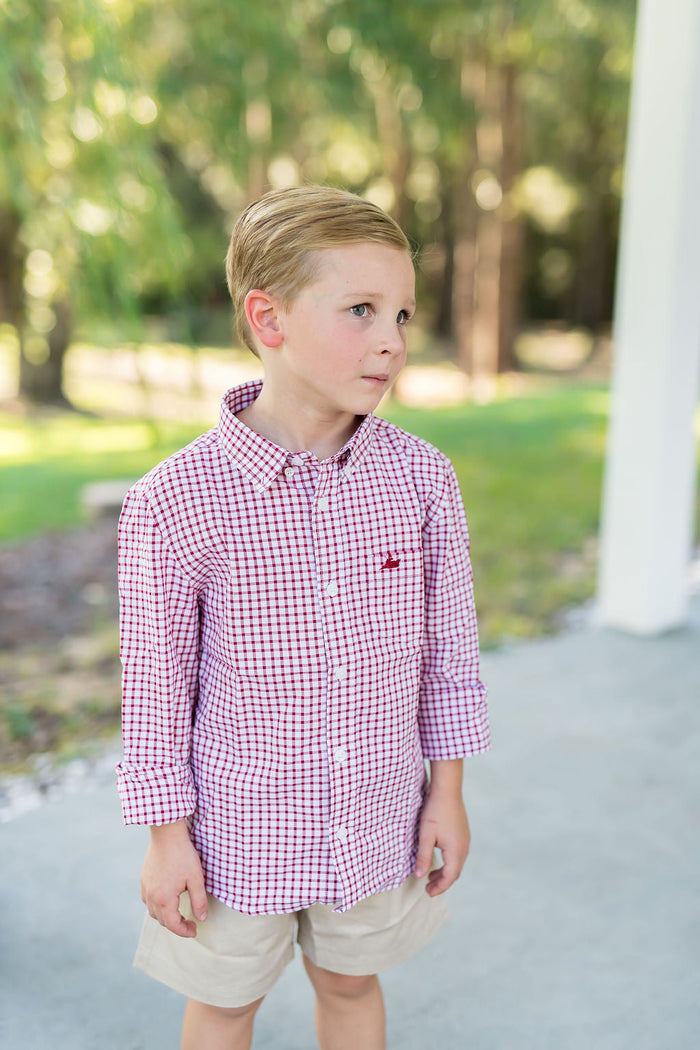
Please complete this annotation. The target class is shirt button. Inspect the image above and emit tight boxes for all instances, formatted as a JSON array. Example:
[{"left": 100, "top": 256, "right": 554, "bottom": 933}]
[
  {"left": 334, "top": 666, "right": 347, "bottom": 681},
  {"left": 284, "top": 467, "right": 295, "bottom": 480},
  {"left": 333, "top": 746, "right": 348, "bottom": 764},
  {"left": 326, "top": 582, "right": 339, "bottom": 597},
  {"left": 290, "top": 455, "right": 304, "bottom": 466},
  {"left": 317, "top": 496, "right": 329, "bottom": 511},
  {"left": 343, "top": 465, "right": 354, "bottom": 478},
  {"left": 336, "top": 825, "right": 348, "bottom": 841}
]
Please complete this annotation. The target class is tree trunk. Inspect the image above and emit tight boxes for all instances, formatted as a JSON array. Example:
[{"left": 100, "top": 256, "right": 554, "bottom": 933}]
[
  {"left": 1, "top": 208, "right": 73, "bottom": 405},
  {"left": 452, "top": 163, "right": 479, "bottom": 376},
  {"left": 572, "top": 179, "right": 609, "bottom": 332},
  {"left": 18, "top": 299, "right": 73, "bottom": 405},
  {"left": 0, "top": 208, "right": 24, "bottom": 330},
  {"left": 369, "top": 77, "right": 411, "bottom": 226},
  {"left": 497, "top": 60, "right": 523, "bottom": 372},
  {"left": 244, "top": 55, "right": 272, "bottom": 201},
  {"left": 472, "top": 208, "right": 501, "bottom": 394},
  {"left": 433, "top": 176, "right": 455, "bottom": 339},
  {"left": 471, "top": 60, "right": 502, "bottom": 395}
]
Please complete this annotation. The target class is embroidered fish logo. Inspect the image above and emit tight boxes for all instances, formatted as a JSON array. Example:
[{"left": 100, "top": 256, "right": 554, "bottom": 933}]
[{"left": 381, "top": 555, "right": 401, "bottom": 570}]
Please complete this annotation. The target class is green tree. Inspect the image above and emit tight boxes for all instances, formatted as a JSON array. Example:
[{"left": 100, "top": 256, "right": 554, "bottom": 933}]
[
  {"left": 1, "top": 0, "right": 184, "bottom": 404},
  {"left": 1, "top": 0, "right": 636, "bottom": 404},
  {"left": 522, "top": 0, "right": 635, "bottom": 334}
]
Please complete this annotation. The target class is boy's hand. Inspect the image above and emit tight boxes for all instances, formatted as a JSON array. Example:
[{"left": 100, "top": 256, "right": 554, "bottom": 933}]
[
  {"left": 141, "top": 819, "right": 208, "bottom": 938},
  {"left": 414, "top": 759, "right": 470, "bottom": 896}
]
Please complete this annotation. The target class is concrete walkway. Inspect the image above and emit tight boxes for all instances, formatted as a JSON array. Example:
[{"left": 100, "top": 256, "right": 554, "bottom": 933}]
[{"left": 1, "top": 601, "right": 698, "bottom": 1049}]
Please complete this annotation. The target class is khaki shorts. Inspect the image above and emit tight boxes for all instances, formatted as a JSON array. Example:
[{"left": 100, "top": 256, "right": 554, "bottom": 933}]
[{"left": 134, "top": 870, "right": 448, "bottom": 1008}]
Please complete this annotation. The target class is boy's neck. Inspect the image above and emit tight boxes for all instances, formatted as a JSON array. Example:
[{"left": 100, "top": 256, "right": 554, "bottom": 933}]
[{"left": 238, "top": 383, "right": 362, "bottom": 461}]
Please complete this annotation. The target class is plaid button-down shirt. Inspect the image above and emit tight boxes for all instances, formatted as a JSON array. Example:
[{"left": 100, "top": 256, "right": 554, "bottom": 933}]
[{"left": 117, "top": 380, "right": 489, "bottom": 914}]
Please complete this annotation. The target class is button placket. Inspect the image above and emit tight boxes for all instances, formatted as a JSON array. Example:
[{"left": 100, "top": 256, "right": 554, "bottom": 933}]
[{"left": 312, "top": 461, "right": 353, "bottom": 862}]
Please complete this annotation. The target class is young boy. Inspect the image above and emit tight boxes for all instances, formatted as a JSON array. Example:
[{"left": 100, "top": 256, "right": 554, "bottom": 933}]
[{"left": 117, "top": 185, "right": 490, "bottom": 1050}]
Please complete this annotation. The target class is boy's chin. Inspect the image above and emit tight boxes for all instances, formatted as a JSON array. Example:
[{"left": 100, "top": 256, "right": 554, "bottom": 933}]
[
  {"left": 325, "top": 378, "right": 395, "bottom": 418},
  {"left": 356, "top": 380, "right": 394, "bottom": 408},
  {"left": 351, "top": 394, "right": 388, "bottom": 416}
]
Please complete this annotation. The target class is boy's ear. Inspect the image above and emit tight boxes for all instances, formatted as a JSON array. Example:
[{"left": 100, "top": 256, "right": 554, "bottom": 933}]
[{"left": 244, "top": 290, "right": 284, "bottom": 348}]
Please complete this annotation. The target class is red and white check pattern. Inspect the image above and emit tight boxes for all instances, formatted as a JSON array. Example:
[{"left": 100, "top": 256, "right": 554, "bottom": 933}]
[{"left": 117, "top": 380, "right": 489, "bottom": 914}]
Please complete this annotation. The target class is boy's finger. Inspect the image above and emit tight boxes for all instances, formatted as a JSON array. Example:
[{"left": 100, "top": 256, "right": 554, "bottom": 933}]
[
  {"left": 426, "top": 863, "right": 454, "bottom": 896},
  {"left": 414, "top": 832, "right": 437, "bottom": 878},
  {"left": 187, "top": 879, "right": 209, "bottom": 924},
  {"left": 431, "top": 849, "right": 464, "bottom": 893},
  {"left": 161, "top": 899, "right": 197, "bottom": 938},
  {"left": 426, "top": 867, "right": 445, "bottom": 894}
]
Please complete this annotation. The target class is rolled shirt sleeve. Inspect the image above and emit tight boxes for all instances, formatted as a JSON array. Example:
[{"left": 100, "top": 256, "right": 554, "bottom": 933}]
[
  {"left": 418, "top": 460, "right": 490, "bottom": 760},
  {"left": 116, "top": 484, "right": 201, "bottom": 826}
]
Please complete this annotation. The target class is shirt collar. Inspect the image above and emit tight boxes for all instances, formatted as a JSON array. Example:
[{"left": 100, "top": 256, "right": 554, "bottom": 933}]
[{"left": 217, "top": 379, "right": 377, "bottom": 491}]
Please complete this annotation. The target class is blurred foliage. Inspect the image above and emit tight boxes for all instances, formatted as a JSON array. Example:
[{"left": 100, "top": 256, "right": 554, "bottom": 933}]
[{"left": 0, "top": 0, "right": 636, "bottom": 401}]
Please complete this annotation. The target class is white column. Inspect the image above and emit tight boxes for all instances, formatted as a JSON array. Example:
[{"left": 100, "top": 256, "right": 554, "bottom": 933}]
[{"left": 597, "top": 0, "right": 700, "bottom": 634}]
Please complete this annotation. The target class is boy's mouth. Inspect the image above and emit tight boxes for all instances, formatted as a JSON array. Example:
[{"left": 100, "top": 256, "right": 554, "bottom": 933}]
[{"left": 362, "top": 374, "right": 390, "bottom": 385}]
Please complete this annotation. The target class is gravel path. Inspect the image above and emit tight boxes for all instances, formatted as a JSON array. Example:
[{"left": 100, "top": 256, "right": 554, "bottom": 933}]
[
  {"left": 0, "top": 519, "right": 122, "bottom": 803},
  {"left": 0, "top": 518, "right": 119, "bottom": 649}
]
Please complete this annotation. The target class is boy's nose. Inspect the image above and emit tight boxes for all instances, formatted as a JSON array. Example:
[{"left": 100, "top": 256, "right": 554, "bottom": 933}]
[{"left": 377, "top": 321, "right": 406, "bottom": 355}]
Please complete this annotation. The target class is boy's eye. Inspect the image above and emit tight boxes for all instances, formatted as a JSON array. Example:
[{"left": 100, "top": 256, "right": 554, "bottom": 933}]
[
  {"left": 397, "top": 309, "right": 412, "bottom": 325},
  {"left": 349, "top": 304, "right": 370, "bottom": 318}
]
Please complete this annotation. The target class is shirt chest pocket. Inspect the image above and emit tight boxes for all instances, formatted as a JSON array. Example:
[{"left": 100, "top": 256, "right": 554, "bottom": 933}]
[{"left": 356, "top": 546, "right": 424, "bottom": 655}]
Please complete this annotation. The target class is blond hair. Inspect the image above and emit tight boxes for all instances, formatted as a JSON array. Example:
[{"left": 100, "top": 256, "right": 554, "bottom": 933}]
[{"left": 225, "top": 185, "right": 411, "bottom": 355}]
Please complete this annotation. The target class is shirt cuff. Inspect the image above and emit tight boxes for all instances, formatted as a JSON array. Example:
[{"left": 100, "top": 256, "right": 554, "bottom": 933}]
[
  {"left": 116, "top": 762, "right": 197, "bottom": 826},
  {"left": 418, "top": 687, "right": 491, "bottom": 760}
]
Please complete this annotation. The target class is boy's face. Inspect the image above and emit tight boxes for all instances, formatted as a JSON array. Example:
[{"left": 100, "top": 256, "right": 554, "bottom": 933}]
[{"left": 266, "top": 241, "right": 415, "bottom": 420}]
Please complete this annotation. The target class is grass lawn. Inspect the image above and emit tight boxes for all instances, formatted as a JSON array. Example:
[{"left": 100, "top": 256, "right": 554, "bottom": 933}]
[
  {"left": 0, "top": 414, "right": 207, "bottom": 540},
  {"left": 1, "top": 379, "right": 610, "bottom": 644}
]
